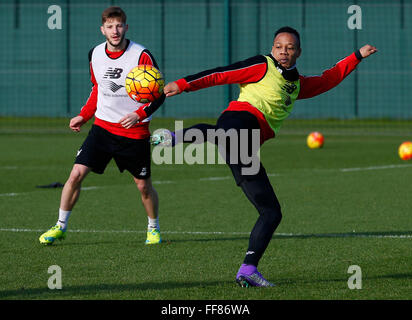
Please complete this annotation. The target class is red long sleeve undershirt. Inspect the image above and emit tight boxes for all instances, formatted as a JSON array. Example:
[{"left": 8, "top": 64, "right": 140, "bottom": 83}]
[
  {"left": 176, "top": 52, "right": 361, "bottom": 98},
  {"left": 175, "top": 52, "right": 362, "bottom": 142}
]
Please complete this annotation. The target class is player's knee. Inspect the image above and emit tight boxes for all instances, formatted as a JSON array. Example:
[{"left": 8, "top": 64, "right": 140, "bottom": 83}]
[
  {"left": 273, "top": 207, "right": 282, "bottom": 224},
  {"left": 255, "top": 190, "right": 281, "bottom": 210},
  {"left": 262, "top": 206, "right": 282, "bottom": 229},
  {"left": 136, "top": 180, "right": 151, "bottom": 197},
  {"left": 256, "top": 194, "right": 282, "bottom": 225},
  {"left": 67, "top": 166, "right": 87, "bottom": 186}
]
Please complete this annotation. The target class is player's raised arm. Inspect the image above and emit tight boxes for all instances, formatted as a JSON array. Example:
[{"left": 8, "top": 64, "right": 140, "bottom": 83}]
[
  {"left": 164, "top": 55, "right": 268, "bottom": 97},
  {"left": 298, "top": 44, "right": 377, "bottom": 100}
]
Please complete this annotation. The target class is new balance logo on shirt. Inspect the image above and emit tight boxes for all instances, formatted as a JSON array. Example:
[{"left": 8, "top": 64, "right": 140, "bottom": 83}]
[
  {"left": 103, "top": 67, "right": 123, "bottom": 79},
  {"left": 101, "top": 80, "right": 124, "bottom": 93}
]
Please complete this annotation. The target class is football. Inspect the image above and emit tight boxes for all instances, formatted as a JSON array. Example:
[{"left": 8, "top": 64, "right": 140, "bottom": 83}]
[
  {"left": 125, "top": 65, "right": 164, "bottom": 103},
  {"left": 398, "top": 141, "right": 412, "bottom": 160},
  {"left": 307, "top": 132, "right": 324, "bottom": 149}
]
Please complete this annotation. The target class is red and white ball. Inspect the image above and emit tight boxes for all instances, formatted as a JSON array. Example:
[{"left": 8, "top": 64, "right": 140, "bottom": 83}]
[
  {"left": 307, "top": 132, "right": 324, "bottom": 149},
  {"left": 398, "top": 141, "right": 412, "bottom": 160}
]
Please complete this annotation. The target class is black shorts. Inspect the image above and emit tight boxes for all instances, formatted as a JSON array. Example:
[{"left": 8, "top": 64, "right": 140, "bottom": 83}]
[
  {"left": 75, "top": 125, "right": 151, "bottom": 179},
  {"left": 216, "top": 111, "right": 264, "bottom": 186}
]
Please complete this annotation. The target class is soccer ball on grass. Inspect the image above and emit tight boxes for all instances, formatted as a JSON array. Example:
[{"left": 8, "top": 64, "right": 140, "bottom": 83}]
[
  {"left": 398, "top": 141, "right": 412, "bottom": 160},
  {"left": 307, "top": 132, "right": 324, "bottom": 149}
]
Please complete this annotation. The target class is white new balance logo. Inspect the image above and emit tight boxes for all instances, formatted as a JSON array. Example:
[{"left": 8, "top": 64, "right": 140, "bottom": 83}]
[
  {"left": 76, "top": 149, "right": 82, "bottom": 157},
  {"left": 139, "top": 167, "right": 147, "bottom": 176}
]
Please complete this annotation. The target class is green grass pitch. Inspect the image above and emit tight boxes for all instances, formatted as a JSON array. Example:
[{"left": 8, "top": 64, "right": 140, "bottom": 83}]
[{"left": 1, "top": 118, "right": 412, "bottom": 300}]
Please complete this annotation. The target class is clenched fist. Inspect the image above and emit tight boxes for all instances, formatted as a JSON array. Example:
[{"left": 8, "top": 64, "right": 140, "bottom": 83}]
[{"left": 359, "top": 44, "right": 378, "bottom": 58}]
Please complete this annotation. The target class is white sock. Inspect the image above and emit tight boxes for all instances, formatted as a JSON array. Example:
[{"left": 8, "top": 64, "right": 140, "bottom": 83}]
[
  {"left": 57, "top": 209, "right": 71, "bottom": 231},
  {"left": 147, "top": 217, "right": 159, "bottom": 230}
]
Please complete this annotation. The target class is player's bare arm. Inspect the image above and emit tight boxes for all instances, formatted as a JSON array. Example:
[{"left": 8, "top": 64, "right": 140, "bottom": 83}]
[
  {"left": 359, "top": 44, "right": 377, "bottom": 58},
  {"left": 69, "top": 115, "right": 85, "bottom": 132}
]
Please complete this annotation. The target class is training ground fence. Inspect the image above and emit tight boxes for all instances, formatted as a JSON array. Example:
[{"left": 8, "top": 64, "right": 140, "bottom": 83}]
[{"left": 0, "top": 0, "right": 411, "bottom": 135}]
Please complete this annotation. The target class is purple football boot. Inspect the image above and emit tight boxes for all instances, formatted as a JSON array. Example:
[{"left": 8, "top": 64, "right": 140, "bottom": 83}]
[{"left": 236, "top": 264, "right": 275, "bottom": 287}]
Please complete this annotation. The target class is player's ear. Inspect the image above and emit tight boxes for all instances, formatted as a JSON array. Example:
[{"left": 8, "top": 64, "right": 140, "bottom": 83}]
[
  {"left": 296, "top": 47, "right": 302, "bottom": 59},
  {"left": 125, "top": 24, "right": 129, "bottom": 32},
  {"left": 100, "top": 25, "right": 105, "bottom": 36}
]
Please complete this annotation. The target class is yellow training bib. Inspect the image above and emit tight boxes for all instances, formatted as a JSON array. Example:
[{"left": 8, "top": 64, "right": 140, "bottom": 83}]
[{"left": 237, "top": 56, "right": 300, "bottom": 134}]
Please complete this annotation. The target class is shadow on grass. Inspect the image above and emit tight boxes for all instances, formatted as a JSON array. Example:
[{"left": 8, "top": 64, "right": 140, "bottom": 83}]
[
  {"left": 2, "top": 272, "right": 411, "bottom": 299},
  {"left": 0, "top": 281, "right": 227, "bottom": 299},
  {"left": 36, "top": 241, "right": 122, "bottom": 248}
]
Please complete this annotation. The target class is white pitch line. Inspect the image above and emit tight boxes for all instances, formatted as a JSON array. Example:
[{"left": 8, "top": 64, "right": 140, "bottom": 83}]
[
  {"left": 200, "top": 173, "right": 280, "bottom": 181},
  {"left": 340, "top": 164, "right": 412, "bottom": 172},
  {"left": 152, "top": 180, "right": 175, "bottom": 185},
  {"left": 199, "top": 176, "right": 231, "bottom": 181},
  {"left": 80, "top": 186, "right": 101, "bottom": 190},
  {"left": 0, "top": 228, "right": 411, "bottom": 239},
  {"left": 0, "top": 192, "right": 22, "bottom": 197},
  {"left": 0, "top": 186, "right": 102, "bottom": 197},
  {"left": 0, "top": 163, "right": 409, "bottom": 198}
]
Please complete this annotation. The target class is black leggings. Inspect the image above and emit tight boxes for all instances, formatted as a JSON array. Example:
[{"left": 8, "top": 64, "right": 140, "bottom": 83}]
[{"left": 181, "top": 111, "right": 282, "bottom": 267}]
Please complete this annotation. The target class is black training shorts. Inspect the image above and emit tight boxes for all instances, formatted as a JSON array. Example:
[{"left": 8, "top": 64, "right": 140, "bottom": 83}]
[
  {"left": 75, "top": 125, "right": 151, "bottom": 179},
  {"left": 216, "top": 111, "right": 264, "bottom": 186}
]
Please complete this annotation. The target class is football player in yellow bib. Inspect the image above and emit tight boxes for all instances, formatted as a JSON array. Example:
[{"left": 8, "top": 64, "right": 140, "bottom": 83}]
[{"left": 162, "top": 27, "right": 377, "bottom": 287}]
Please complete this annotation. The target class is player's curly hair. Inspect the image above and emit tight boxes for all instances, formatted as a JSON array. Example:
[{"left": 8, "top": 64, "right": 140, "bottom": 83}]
[{"left": 274, "top": 26, "right": 300, "bottom": 48}]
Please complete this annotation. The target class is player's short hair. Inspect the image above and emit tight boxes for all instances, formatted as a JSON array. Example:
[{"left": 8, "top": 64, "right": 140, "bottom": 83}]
[
  {"left": 102, "top": 6, "right": 127, "bottom": 25},
  {"left": 274, "top": 26, "right": 301, "bottom": 48}
]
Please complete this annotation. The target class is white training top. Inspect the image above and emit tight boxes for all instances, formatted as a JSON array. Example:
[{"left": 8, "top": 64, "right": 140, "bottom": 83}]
[{"left": 91, "top": 40, "right": 151, "bottom": 123}]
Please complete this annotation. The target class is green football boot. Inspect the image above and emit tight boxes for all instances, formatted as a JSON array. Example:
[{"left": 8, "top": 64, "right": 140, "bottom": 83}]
[
  {"left": 39, "top": 225, "right": 66, "bottom": 245},
  {"left": 150, "top": 129, "right": 174, "bottom": 147},
  {"left": 145, "top": 228, "right": 162, "bottom": 245}
]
